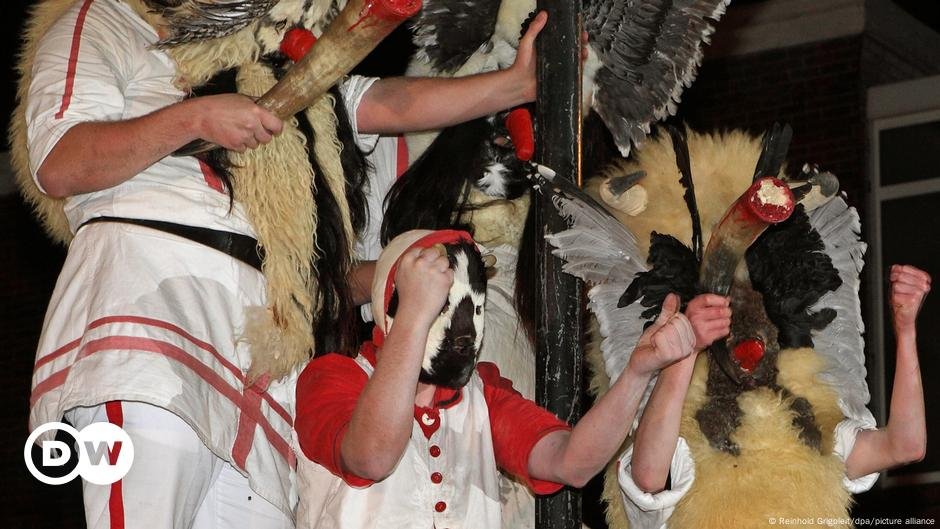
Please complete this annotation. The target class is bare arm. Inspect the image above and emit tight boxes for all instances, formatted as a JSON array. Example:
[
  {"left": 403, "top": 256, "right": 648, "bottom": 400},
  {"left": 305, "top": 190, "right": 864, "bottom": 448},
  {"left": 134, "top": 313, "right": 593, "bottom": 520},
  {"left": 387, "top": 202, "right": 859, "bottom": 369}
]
[
  {"left": 629, "top": 357, "right": 696, "bottom": 492},
  {"left": 37, "top": 94, "right": 283, "bottom": 198},
  {"left": 340, "top": 247, "right": 453, "bottom": 481},
  {"left": 528, "top": 294, "right": 698, "bottom": 487},
  {"left": 846, "top": 265, "right": 931, "bottom": 479},
  {"left": 354, "top": 12, "right": 547, "bottom": 135},
  {"left": 630, "top": 294, "right": 731, "bottom": 492}
]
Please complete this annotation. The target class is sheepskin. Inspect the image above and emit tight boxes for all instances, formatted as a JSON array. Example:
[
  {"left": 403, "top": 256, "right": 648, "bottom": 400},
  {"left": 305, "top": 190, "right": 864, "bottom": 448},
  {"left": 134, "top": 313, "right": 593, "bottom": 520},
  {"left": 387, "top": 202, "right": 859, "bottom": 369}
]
[{"left": 587, "top": 130, "right": 852, "bottom": 529}]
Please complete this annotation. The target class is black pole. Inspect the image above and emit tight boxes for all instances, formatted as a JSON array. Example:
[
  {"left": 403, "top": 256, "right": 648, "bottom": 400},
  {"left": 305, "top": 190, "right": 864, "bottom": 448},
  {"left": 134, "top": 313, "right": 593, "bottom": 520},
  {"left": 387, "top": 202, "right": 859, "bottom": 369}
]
[{"left": 534, "top": 1, "right": 583, "bottom": 528}]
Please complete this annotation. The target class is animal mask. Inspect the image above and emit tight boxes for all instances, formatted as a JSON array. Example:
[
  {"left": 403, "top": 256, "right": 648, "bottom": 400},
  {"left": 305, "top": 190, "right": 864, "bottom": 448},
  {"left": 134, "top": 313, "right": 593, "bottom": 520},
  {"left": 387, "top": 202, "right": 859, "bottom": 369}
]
[{"left": 372, "top": 230, "right": 488, "bottom": 388}]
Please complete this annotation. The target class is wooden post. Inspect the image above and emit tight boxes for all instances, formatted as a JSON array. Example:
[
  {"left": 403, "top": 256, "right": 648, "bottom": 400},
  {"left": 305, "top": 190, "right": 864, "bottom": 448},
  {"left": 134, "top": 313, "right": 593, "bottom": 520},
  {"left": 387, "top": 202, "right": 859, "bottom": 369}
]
[{"left": 534, "top": 1, "right": 583, "bottom": 528}]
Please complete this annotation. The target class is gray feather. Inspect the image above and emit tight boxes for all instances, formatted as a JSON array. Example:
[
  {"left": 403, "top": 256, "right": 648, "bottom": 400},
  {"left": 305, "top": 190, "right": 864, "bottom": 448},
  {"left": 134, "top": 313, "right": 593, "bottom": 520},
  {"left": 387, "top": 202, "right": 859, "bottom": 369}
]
[
  {"left": 542, "top": 175, "right": 652, "bottom": 426},
  {"left": 154, "top": 0, "right": 279, "bottom": 46},
  {"left": 583, "top": 0, "right": 729, "bottom": 155}
]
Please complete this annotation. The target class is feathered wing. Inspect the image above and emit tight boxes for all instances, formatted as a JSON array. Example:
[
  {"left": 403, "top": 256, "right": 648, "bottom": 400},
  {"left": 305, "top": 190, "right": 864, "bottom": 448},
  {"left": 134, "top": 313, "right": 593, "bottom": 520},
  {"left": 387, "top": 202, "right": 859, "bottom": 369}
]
[
  {"left": 541, "top": 175, "right": 649, "bottom": 386},
  {"left": 806, "top": 197, "right": 871, "bottom": 422},
  {"left": 583, "top": 0, "right": 729, "bottom": 155},
  {"left": 153, "top": 0, "right": 279, "bottom": 46},
  {"left": 410, "top": 0, "right": 503, "bottom": 73}
]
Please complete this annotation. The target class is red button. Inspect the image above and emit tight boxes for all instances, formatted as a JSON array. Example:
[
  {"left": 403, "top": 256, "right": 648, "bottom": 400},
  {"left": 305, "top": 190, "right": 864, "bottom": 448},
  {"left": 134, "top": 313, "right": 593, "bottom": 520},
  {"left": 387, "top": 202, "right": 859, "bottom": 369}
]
[
  {"left": 435, "top": 501, "right": 447, "bottom": 513},
  {"left": 430, "top": 445, "right": 441, "bottom": 457},
  {"left": 431, "top": 472, "right": 443, "bottom": 484}
]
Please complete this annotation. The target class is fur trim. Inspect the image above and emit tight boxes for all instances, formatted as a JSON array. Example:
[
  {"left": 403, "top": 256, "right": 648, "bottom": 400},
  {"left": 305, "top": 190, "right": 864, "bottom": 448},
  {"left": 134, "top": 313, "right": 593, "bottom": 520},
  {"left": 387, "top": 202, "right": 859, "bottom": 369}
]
[{"left": 9, "top": 0, "right": 82, "bottom": 246}]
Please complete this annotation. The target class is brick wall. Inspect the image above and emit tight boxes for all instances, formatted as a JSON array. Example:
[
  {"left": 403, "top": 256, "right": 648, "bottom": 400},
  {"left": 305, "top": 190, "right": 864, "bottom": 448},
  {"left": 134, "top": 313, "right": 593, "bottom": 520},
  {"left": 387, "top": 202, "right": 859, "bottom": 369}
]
[{"left": 677, "top": 36, "right": 868, "bottom": 210}]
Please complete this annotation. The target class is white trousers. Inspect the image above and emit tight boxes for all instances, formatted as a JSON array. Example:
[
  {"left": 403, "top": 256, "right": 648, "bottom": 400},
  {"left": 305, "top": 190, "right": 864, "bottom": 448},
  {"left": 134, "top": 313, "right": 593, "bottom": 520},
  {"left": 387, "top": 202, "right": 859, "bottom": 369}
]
[{"left": 67, "top": 401, "right": 294, "bottom": 529}]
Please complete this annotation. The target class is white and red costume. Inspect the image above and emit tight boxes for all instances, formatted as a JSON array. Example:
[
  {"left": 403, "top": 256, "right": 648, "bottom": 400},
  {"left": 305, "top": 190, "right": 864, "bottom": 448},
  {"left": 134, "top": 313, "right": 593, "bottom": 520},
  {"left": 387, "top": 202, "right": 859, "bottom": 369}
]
[
  {"left": 294, "top": 341, "right": 568, "bottom": 529},
  {"left": 293, "top": 230, "right": 570, "bottom": 529},
  {"left": 24, "top": 0, "right": 401, "bottom": 526}
]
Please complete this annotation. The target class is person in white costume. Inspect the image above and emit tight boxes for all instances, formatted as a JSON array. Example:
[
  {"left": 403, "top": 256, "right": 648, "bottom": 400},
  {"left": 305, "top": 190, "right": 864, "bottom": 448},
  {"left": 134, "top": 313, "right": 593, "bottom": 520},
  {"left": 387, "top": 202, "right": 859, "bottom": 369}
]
[
  {"left": 619, "top": 265, "right": 931, "bottom": 529},
  {"left": 293, "top": 229, "right": 730, "bottom": 529},
  {"left": 19, "top": 0, "right": 553, "bottom": 526}
]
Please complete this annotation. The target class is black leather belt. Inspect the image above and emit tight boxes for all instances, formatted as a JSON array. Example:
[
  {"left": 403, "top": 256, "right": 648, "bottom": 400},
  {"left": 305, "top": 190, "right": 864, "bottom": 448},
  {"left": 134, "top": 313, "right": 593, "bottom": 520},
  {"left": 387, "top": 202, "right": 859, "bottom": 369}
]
[{"left": 80, "top": 216, "right": 265, "bottom": 272}]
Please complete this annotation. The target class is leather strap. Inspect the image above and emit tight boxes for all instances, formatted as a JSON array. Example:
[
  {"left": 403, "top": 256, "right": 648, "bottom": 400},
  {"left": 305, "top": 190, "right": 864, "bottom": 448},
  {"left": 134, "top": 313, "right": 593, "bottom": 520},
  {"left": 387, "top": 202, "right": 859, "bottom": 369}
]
[{"left": 80, "top": 216, "right": 265, "bottom": 272}]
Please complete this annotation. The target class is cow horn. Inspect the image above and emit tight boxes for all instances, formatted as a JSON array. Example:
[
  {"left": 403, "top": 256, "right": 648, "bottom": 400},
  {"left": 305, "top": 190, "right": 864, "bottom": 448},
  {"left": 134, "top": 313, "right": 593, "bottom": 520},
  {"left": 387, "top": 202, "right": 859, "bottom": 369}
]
[
  {"left": 700, "top": 177, "right": 795, "bottom": 384},
  {"left": 177, "top": 0, "right": 421, "bottom": 155}
]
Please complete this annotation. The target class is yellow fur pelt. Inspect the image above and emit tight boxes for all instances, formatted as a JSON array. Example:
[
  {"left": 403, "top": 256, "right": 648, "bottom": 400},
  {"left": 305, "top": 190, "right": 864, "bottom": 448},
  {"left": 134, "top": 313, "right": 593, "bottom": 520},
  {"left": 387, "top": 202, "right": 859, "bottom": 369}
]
[
  {"left": 587, "top": 129, "right": 854, "bottom": 529},
  {"left": 10, "top": 0, "right": 347, "bottom": 380}
]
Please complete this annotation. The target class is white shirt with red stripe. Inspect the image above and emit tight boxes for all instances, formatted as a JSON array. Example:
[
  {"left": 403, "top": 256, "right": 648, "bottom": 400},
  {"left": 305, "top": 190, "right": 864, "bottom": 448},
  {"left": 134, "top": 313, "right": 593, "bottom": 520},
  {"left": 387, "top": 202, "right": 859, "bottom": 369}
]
[
  {"left": 25, "top": 0, "right": 397, "bottom": 519},
  {"left": 25, "top": 0, "right": 256, "bottom": 236},
  {"left": 294, "top": 350, "right": 567, "bottom": 529}
]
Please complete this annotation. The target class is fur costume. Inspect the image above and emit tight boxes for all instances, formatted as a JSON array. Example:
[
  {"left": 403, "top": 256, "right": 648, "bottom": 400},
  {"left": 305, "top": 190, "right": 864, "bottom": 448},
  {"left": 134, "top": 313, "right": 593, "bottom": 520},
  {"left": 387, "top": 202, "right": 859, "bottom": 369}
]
[
  {"left": 10, "top": 0, "right": 363, "bottom": 380},
  {"left": 540, "top": 128, "right": 870, "bottom": 528}
]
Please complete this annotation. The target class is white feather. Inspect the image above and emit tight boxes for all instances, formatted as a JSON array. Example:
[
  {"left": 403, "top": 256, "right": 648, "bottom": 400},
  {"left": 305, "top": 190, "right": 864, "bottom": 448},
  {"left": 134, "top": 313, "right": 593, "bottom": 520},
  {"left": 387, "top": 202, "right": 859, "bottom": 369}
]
[
  {"left": 806, "top": 197, "right": 871, "bottom": 421},
  {"left": 544, "top": 188, "right": 653, "bottom": 427}
]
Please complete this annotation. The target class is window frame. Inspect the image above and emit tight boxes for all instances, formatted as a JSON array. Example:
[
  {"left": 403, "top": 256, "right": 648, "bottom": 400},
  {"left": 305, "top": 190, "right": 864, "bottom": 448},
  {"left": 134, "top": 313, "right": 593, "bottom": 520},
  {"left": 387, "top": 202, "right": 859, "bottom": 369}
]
[{"left": 866, "top": 75, "right": 940, "bottom": 488}]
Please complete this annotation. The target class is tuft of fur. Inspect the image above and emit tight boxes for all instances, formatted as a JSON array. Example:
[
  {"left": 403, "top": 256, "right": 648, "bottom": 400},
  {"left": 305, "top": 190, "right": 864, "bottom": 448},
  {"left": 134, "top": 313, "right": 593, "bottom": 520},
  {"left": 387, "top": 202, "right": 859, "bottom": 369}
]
[
  {"left": 228, "top": 61, "right": 321, "bottom": 380},
  {"left": 461, "top": 187, "right": 530, "bottom": 248}
]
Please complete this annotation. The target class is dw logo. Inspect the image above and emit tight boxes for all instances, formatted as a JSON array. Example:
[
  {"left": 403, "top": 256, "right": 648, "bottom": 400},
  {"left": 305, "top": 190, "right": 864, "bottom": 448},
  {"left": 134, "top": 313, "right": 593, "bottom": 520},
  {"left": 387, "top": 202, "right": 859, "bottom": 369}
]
[{"left": 24, "top": 422, "right": 134, "bottom": 485}]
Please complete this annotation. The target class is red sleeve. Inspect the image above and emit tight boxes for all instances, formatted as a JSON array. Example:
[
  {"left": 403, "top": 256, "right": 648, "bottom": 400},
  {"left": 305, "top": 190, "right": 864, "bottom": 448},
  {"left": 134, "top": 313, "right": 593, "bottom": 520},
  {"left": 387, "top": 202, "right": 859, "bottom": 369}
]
[
  {"left": 477, "top": 362, "right": 572, "bottom": 495},
  {"left": 295, "top": 353, "right": 374, "bottom": 487}
]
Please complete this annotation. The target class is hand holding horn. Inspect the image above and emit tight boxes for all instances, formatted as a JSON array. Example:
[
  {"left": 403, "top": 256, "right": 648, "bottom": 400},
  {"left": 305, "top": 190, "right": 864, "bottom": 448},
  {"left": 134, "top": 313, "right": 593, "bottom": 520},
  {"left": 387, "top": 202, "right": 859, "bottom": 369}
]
[{"left": 177, "top": 0, "right": 421, "bottom": 156}]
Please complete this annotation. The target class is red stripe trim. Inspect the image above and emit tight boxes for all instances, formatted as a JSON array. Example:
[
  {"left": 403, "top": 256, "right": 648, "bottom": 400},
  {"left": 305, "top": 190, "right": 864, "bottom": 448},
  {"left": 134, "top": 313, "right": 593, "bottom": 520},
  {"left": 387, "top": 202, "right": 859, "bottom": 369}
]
[
  {"left": 395, "top": 135, "right": 409, "bottom": 178},
  {"left": 33, "top": 336, "right": 293, "bottom": 463},
  {"left": 232, "top": 388, "right": 263, "bottom": 470},
  {"left": 87, "top": 316, "right": 244, "bottom": 386},
  {"left": 105, "top": 402, "right": 125, "bottom": 529},
  {"left": 54, "top": 0, "right": 95, "bottom": 120},
  {"left": 31, "top": 370, "right": 70, "bottom": 406},
  {"left": 35, "top": 315, "right": 291, "bottom": 423},
  {"left": 34, "top": 338, "right": 81, "bottom": 370}
]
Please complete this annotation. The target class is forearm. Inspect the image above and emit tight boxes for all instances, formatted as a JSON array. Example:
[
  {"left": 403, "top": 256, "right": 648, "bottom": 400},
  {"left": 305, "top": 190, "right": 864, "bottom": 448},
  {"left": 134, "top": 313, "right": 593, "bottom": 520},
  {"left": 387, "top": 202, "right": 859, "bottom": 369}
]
[
  {"left": 355, "top": 69, "right": 532, "bottom": 135},
  {"left": 846, "top": 330, "right": 925, "bottom": 478},
  {"left": 37, "top": 100, "right": 201, "bottom": 197},
  {"left": 341, "top": 316, "right": 428, "bottom": 479},
  {"left": 537, "top": 366, "right": 653, "bottom": 487},
  {"left": 631, "top": 357, "right": 696, "bottom": 492}
]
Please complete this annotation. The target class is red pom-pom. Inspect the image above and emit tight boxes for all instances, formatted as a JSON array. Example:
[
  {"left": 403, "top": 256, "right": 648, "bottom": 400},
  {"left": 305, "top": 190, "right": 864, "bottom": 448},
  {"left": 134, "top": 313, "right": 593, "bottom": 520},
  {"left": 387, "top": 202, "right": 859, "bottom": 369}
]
[
  {"left": 505, "top": 108, "right": 535, "bottom": 162},
  {"left": 280, "top": 28, "right": 317, "bottom": 62},
  {"left": 733, "top": 338, "right": 765, "bottom": 373}
]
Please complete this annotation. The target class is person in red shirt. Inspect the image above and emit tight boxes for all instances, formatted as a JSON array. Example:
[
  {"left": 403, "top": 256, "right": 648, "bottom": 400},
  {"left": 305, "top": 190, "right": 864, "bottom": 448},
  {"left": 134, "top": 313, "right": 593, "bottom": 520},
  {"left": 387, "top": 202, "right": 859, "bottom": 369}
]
[{"left": 294, "top": 229, "right": 731, "bottom": 528}]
